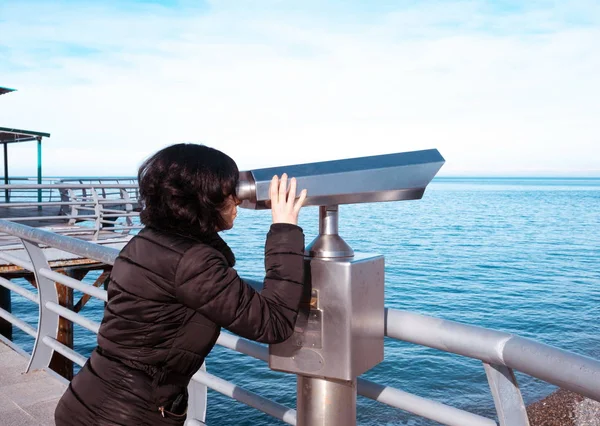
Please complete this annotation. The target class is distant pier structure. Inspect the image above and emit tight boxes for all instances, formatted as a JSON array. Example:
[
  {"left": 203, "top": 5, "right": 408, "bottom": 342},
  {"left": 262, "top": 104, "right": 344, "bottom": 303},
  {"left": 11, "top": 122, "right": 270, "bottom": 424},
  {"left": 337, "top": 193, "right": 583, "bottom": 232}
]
[{"left": 0, "top": 85, "right": 140, "bottom": 379}]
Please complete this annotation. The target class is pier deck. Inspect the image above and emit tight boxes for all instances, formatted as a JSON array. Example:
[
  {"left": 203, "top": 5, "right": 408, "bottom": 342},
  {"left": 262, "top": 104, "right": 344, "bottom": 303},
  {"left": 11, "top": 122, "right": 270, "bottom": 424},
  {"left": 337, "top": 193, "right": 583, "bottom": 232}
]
[{"left": 0, "top": 340, "right": 66, "bottom": 426}]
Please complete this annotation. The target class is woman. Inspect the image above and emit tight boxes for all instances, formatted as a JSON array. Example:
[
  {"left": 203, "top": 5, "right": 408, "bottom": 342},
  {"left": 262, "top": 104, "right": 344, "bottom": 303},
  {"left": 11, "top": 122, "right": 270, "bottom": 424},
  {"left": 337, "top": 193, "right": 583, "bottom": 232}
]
[{"left": 55, "top": 143, "right": 308, "bottom": 425}]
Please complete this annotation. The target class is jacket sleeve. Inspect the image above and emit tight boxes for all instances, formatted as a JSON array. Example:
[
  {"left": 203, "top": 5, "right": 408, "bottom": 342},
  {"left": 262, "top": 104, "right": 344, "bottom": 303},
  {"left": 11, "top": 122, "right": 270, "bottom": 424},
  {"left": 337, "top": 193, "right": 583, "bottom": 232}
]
[{"left": 174, "top": 223, "right": 306, "bottom": 343}]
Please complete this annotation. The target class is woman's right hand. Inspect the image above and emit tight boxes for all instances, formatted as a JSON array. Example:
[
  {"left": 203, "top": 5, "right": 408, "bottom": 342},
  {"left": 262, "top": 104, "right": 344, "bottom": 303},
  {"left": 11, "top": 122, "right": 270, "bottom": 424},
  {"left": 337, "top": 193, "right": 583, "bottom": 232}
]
[{"left": 270, "top": 174, "right": 307, "bottom": 225}]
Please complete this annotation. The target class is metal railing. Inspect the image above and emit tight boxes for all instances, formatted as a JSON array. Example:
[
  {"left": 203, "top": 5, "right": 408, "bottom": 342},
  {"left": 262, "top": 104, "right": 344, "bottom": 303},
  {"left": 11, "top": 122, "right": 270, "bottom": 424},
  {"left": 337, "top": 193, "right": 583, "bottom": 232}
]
[
  {"left": 0, "top": 183, "right": 141, "bottom": 240},
  {"left": 0, "top": 220, "right": 599, "bottom": 426}
]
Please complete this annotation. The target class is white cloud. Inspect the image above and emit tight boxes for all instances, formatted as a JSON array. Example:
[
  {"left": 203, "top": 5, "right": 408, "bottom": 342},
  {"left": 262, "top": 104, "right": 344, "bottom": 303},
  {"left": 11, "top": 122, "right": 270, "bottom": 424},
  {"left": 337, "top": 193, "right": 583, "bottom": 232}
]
[{"left": 0, "top": 0, "right": 599, "bottom": 176}]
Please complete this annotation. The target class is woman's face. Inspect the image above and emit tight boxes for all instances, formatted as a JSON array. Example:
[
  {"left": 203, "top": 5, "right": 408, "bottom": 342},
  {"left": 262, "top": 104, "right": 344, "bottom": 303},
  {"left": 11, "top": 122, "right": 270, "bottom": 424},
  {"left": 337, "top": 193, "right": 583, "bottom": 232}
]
[{"left": 219, "top": 195, "right": 240, "bottom": 231}]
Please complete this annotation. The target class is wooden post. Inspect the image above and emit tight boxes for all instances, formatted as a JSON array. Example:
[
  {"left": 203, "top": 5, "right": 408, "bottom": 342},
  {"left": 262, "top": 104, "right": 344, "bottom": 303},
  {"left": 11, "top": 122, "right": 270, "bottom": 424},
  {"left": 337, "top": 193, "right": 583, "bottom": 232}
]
[
  {"left": 50, "top": 268, "right": 87, "bottom": 380},
  {"left": 50, "top": 281, "right": 74, "bottom": 380},
  {"left": 0, "top": 284, "right": 11, "bottom": 340}
]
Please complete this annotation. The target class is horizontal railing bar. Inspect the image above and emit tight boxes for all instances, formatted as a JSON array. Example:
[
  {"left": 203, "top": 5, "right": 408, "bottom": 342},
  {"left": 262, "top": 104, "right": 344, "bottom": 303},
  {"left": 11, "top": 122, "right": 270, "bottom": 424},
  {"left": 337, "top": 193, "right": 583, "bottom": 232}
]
[
  {"left": 215, "top": 332, "right": 492, "bottom": 425},
  {"left": 0, "top": 221, "right": 119, "bottom": 265},
  {"left": 357, "top": 378, "right": 496, "bottom": 426},
  {"left": 2, "top": 191, "right": 57, "bottom": 194},
  {"left": 3, "top": 215, "right": 97, "bottom": 221},
  {"left": 42, "top": 229, "right": 96, "bottom": 234},
  {"left": 0, "top": 201, "right": 90, "bottom": 207},
  {"left": 99, "top": 202, "right": 138, "bottom": 206},
  {"left": 0, "top": 251, "right": 35, "bottom": 271},
  {"left": 192, "top": 370, "right": 296, "bottom": 425},
  {"left": 42, "top": 336, "right": 86, "bottom": 367},
  {"left": 101, "top": 213, "right": 139, "bottom": 217},
  {"left": 0, "top": 184, "right": 138, "bottom": 189},
  {"left": 46, "top": 301, "right": 100, "bottom": 334},
  {"left": 0, "top": 307, "right": 37, "bottom": 337},
  {"left": 98, "top": 227, "right": 142, "bottom": 231},
  {"left": 0, "top": 276, "right": 38, "bottom": 303},
  {"left": 57, "top": 177, "right": 137, "bottom": 181},
  {"left": 39, "top": 269, "right": 108, "bottom": 302},
  {"left": 217, "top": 331, "right": 269, "bottom": 361},
  {"left": 98, "top": 225, "right": 142, "bottom": 230},
  {"left": 385, "top": 309, "right": 600, "bottom": 402}
]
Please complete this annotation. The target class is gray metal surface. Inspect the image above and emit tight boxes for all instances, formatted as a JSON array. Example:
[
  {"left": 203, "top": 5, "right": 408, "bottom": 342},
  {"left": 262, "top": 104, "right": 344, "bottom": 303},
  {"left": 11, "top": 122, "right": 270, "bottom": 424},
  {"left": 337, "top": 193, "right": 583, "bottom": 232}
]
[
  {"left": 0, "top": 220, "right": 119, "bottom": 265},
  {"left": 386, "top": 309, "right": 600, "bottom": 402},
  {"left": 0, "top": 306, "right": 36, "bottom": 337},
  {"left": 484, "top": 363, "right": 529, "bottom": 426},
  {"left": 270, "top": 253, "right": 385, "bottom": 380},
  {"left": 217, "top": 330, "right": 496, "bottom": 426},
  {"left": 46, "top": 301, "right": 100, "bottom": 334},
  {"left": 192, "top": 370, "right": 297, "bottom": 425},
  {"left": 217, "top": 330, "right": 269, "bottom": 361},
  {"left": 502, "top": 337, "right": 600, "bottom": 402},
  {"left": 357, "top": 378, "right": 496, "bottom": 426},
  {"left": 42, "top": 336, "right": 86, "bottom": 367},
  {"left": 187, "top": 363, "right": 208, "bottom": 425},
  {"left": 23, "top": 239, "right": 60, "bottom": 373},
  {"left": 297, "top": 376, "right": 356, "bottom": 426},
  {"left": 0, "top": 276, "right": 38, "bottom": 302},
  {"left": 305, "top": 206, "right": 354, "bottom": 258},
  {"left": 237, "top": 149, "right": 444, "bottom": 209},
  {"left": 40, "top": 268, "right": 109, "bottom": 301}
]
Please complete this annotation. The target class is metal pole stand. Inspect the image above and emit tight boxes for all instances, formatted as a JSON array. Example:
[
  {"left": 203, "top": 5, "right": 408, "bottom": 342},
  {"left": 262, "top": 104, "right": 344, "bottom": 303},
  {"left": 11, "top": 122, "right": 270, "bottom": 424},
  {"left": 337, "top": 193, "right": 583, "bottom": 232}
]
[
  {"left": 306, "top": 206, "right": 354, "bottom": 258},
  {"left": 297, "top": 376, "right": 357, "bottom": 426},
  {"left": 300, "top": 206, "right": 357, "bottom": 426},
  {"left": 270, "top": 205, "right": 385, "bottom": 426}
]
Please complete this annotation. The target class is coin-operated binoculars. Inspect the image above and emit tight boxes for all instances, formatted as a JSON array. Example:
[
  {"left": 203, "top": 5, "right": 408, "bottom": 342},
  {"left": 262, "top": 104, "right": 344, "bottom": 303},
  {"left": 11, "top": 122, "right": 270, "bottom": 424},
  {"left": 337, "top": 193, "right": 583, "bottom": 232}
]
[{"left": 237, "top": 149, "right": 445, "bottom": 426}]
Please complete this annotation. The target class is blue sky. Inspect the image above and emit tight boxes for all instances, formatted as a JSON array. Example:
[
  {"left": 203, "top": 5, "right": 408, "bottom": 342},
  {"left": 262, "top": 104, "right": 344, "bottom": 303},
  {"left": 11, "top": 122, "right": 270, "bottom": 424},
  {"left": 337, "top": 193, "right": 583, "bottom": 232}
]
[{"left": 0, "top": 0, "right": 599, "bottom": 176}]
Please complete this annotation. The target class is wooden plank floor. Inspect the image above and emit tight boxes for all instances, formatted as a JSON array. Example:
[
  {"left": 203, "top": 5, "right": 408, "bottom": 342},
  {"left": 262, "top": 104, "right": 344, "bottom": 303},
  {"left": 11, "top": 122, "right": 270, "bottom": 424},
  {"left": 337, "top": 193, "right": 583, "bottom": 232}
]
[{"left": 0, "top": 340, "right": 67, "bottom": 426}]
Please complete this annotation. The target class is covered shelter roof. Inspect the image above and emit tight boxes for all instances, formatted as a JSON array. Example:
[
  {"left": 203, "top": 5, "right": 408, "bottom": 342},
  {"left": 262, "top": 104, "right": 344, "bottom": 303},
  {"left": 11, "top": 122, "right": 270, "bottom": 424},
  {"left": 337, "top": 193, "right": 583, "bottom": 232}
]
[
  {"left": 0, "top": 87, "right": 16, "bottom": 96},
  {"left": 0, "top": 127, "right": 51, "bottom": 144},
  {"left": 1, "top": 86, "right": 51, "bottom": 202}
]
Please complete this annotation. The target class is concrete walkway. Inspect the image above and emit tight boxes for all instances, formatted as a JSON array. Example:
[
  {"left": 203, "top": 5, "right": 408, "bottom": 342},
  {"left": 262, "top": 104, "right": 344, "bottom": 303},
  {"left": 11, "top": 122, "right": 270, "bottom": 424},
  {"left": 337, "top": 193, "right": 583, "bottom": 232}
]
[{"left": 0, "top": 341, "right": 66, "bottom": 426}]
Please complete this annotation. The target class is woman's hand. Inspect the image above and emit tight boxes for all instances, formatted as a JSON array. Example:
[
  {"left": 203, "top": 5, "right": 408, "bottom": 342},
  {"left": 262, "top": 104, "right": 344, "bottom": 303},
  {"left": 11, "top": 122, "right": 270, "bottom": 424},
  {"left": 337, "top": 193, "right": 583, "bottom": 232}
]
[{"left": 270, "top": 174, "right": 307, "bottom": 225}]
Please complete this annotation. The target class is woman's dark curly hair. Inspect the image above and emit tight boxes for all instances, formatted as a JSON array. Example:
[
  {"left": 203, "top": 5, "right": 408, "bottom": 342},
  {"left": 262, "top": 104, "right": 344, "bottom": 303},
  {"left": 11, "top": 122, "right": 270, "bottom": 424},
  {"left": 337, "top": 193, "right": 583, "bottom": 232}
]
[{"left": 138, "top": 143, "right": 239, "bottom": 236}]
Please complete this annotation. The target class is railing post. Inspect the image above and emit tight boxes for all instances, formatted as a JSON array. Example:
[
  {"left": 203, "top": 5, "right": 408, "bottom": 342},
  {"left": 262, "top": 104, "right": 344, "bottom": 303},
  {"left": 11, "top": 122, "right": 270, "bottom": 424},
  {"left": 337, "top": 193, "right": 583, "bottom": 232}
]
[
  {"left": 186, "top": 362, "right": 208, "bottom": 425},
  {"left": 58, "top": 188, "right": 70, "bottom": 216},
  {"left": 484, "top": 362, "right": 530, "bottom": 426},
  {"left": 22, "top": 239, "right": 61, "bottom": 373},
  {"left": 67, "top": 188, "right": 79, "bottom": 225},
  {"left": 92, "top": 188, "right": 102, "bottom": 240},
  {"left": 120, "top": 188, "right": 134, "bottom": 228},
  {"left": 0, "top": 283, "right": 11, "bottom": 340}
]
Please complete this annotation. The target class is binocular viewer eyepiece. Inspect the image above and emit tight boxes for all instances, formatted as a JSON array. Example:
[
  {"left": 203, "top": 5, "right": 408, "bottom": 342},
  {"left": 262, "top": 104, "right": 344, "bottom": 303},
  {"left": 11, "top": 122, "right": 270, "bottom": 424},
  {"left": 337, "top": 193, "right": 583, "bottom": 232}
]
[{"left": 236, "top": 148, "right": 445, "bottom": 209}]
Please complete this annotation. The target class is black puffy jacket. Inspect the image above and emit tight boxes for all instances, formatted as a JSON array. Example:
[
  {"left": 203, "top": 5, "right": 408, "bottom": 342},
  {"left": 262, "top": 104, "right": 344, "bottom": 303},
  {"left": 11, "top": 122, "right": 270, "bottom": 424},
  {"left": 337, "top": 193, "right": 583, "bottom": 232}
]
[{"left": 55, "top": 223, "right": 305, "bottom": 425}]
